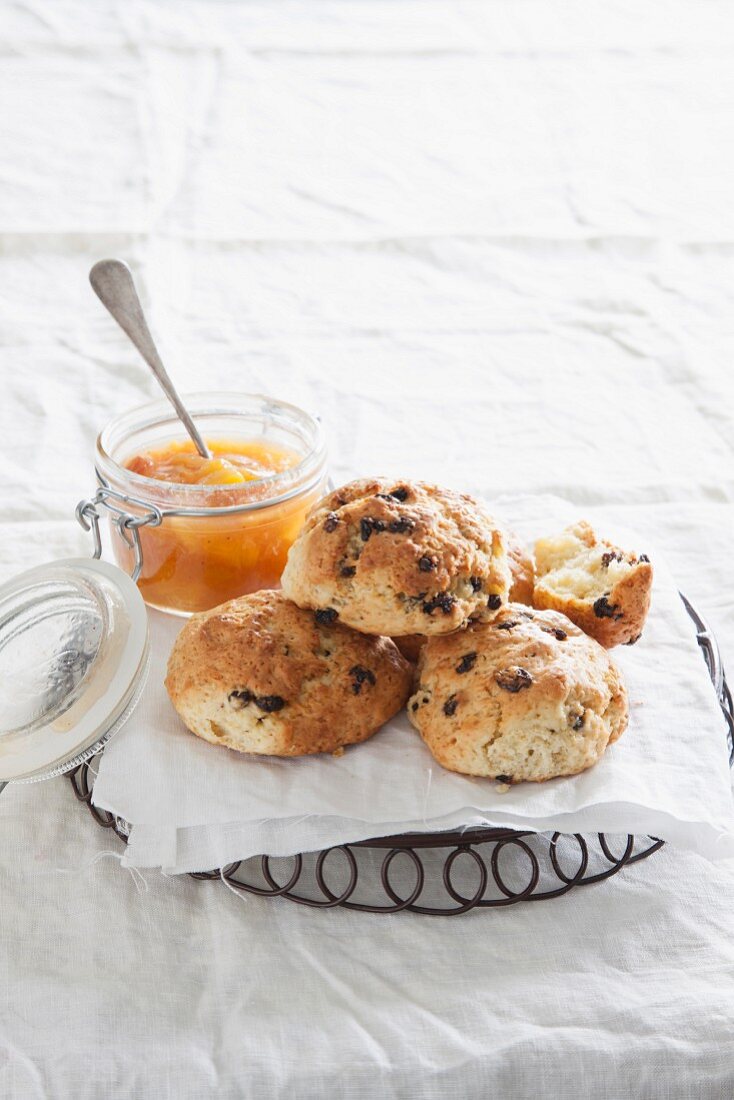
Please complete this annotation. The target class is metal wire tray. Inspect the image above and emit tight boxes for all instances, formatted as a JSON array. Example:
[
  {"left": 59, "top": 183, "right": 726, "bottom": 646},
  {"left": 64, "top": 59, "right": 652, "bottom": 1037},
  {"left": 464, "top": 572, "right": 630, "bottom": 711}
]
[{"left": 69, "top": 594, "right": 734, "bottom": 916}]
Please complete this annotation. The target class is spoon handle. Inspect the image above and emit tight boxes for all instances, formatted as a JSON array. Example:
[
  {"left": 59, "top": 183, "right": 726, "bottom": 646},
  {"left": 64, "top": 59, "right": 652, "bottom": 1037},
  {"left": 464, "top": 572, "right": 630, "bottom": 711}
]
[{"left": 89, "top": 259, "right": 211, "bottom": 459}]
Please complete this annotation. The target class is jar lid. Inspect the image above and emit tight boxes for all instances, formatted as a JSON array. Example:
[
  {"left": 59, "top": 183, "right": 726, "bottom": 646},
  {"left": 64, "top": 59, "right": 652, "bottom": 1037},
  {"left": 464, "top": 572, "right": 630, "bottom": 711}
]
[{"left": 0, "top": 559, "right": 149, "bottom": 783}]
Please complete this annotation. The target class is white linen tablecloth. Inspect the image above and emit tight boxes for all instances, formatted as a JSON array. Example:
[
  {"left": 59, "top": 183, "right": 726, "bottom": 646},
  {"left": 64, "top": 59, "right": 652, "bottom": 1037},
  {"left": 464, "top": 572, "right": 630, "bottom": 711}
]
[{"left": 1, "top": 2, "right": 734, "bottom": 1097}]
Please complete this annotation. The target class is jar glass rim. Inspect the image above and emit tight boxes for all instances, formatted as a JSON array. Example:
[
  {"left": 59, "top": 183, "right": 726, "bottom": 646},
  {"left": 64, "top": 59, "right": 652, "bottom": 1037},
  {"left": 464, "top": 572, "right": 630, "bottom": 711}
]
[{"left": 95, "top": 391, "right": 327, "bottom": 509}]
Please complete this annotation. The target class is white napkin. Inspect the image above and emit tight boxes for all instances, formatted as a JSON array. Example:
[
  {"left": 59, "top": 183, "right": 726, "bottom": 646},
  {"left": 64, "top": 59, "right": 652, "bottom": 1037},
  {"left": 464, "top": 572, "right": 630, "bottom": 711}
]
[{"left": 92, "top": 495, "right": 734, "bottom": 872}]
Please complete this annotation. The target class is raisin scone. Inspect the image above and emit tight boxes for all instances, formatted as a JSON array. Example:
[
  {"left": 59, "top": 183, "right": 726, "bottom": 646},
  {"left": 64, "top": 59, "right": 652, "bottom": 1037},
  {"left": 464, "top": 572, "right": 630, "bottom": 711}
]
[
  {"left": 281, "top": 478, "right": 512, "bottom": 637},
  {"left": 166, "top": 590, "right": 412, "bottom": 757},
  {"left": 533, "top": 521, "right": 652, "bottom": 648},
  {"left": 391, "top": 529, "right": 534, "bottom": 663},
  {"left": 407, "top": 604, "right": 628, "bottom": 783}
]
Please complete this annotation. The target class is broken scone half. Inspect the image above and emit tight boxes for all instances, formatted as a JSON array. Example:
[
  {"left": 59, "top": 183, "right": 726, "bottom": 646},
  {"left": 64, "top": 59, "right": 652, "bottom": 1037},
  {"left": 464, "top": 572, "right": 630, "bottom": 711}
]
[{"left": 533, "top": 521, "right": 652, "bottom": 648}]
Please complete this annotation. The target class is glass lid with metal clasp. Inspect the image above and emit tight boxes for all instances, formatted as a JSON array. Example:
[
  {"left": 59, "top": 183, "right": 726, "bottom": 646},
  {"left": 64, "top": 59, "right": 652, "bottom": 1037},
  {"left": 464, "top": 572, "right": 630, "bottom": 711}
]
[{"left": 0, "top": 558, "right": 149, "bottom": 788}]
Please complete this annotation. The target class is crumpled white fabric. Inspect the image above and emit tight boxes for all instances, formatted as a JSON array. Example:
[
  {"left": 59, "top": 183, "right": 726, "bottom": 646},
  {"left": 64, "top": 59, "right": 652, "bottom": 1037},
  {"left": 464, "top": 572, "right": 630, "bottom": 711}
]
[{"left": 91, "top": 495, "right": 734, "bottom": 872}]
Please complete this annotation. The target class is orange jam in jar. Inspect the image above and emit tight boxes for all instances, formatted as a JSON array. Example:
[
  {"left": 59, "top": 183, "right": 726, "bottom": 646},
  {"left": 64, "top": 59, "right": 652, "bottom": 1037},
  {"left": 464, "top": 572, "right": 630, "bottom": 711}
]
[
  {"left": 126, "top": 438, "right": 302, "bottom": 487},
  {"left": 95, "top": 394, "right": 328, "bottom": 615}
]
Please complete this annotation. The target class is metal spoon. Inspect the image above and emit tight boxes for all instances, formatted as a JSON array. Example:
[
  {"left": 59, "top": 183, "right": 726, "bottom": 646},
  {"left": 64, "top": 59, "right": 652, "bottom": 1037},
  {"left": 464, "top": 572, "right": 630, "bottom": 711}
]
[{"left": 89, "top": 259, "right": 211, "bottom": 459}]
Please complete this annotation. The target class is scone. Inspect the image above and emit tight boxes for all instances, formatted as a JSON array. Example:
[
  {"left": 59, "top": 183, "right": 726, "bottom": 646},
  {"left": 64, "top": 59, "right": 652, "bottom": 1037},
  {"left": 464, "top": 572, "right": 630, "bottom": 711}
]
[
  {"left": 166, "top": 590, "right": 412, "bottom": 757},
  {"left": 533, "top": 521, "right": 652, "bottom": 648},
  {"left": 391, "top": 530, "right": 533, "bottom": 663},
  {"left": 281, "top": 478, "right": 512, "bottom": 637},
  {"left": 407, "top": 604, "right": 628, "bottom": 783}
]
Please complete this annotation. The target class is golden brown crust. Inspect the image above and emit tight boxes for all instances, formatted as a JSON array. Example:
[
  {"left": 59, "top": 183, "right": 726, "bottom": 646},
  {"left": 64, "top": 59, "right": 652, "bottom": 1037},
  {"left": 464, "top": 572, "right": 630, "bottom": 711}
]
[
  {"left": 166, "top": 590, "right": 412, "bottom": 757},
  {"left": 533, "top": 571, "right": 652, "bottom": 648},
  {"left": 390, "top": 531, "right": 533, "bottom": 662},
  {"left": 505, "top": 528, "right": 535, "bottom": 605},
  {"left": 391, "top": 634, "right": 426, "bottom": 663},
  {"left": 281, "top": 478, "right": 512, "bottom": 636},
  {"left": 407, "top": 604, "right": 628, "bottom": 782},
  {"left": 533, "top": 521, "right": 653, "bottom": 648}
]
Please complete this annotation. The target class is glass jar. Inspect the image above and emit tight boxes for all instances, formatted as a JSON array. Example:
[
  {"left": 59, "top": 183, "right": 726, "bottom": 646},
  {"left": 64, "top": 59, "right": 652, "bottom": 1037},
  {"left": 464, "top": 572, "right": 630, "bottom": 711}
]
[{"left": 84, "top": 392, "right": 328, "bottom": 616}]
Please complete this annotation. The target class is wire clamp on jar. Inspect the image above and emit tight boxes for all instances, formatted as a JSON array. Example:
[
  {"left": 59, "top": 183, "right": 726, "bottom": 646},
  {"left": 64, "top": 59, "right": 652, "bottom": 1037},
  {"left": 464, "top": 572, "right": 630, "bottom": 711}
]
[{"left": 76, "top": 487, "right": 163, "bottom": 581}]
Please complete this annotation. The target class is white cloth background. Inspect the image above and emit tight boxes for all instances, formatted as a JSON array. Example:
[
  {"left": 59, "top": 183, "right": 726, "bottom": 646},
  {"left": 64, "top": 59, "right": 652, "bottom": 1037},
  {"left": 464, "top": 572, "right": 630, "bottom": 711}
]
[{"left": 1, "top": 2, "right": 734, "bottom": 1097}]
